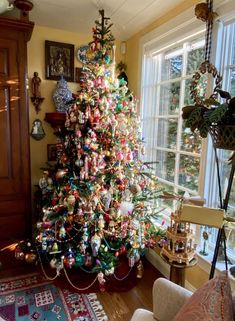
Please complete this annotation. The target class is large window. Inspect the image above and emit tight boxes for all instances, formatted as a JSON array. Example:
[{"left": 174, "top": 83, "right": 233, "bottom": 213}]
[
  {"left": 140, "top": 7, "right": 235, "bottom": 264},
  {"left": 141, "top": 32, "right": 206, "bottom": 211}
]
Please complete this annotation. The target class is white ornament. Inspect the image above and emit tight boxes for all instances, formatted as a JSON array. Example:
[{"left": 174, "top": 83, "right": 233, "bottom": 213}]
[{"left": 119, "top": 201, "right": 134, "bottom": 216}]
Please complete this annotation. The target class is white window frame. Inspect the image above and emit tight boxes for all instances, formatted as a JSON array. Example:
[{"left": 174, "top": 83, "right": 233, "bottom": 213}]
[
  {"left": 205, "top": 14, "right": 235, "bottom": 263},
  {"left": 139, "top": 0, "right": 235, "bottom": 272}
]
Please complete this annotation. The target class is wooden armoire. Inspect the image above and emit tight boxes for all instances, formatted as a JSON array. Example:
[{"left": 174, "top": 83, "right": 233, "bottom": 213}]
[{"left": 0, "top": 17, "right": 34, "bottom": 241}]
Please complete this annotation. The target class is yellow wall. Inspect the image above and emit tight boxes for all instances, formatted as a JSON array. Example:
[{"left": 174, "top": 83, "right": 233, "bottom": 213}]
[
  {"left": 186, "top": 265, "right": 209, "bottom": 289},
  {"left": 27, "top": 25, "right": 122, "bottom": 201},
  {"left": 126, "top": 0, "right": 201, "bottom": 97}
]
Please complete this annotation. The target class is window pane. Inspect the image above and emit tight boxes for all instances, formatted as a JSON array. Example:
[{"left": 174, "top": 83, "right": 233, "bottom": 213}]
[
  {"left": 159, "top": 82, "right": 180, "bottom": 115},
  {"left": 231, "top": 24, "right": 235, "bottom": 65},
  {"left": 228, "top": 68, "right": 235, "bottom": 97},
  {"left": 181, "top": 124, "right": 201, "bottom": 154},
  {"left": 179, "top": 154, "right": 200, "bottom": 191},
  {"left": 162, "top": 49, "right": 182, "bottom": 80},
  {"left": 141, "top": 86, "right": 157, "bottom": 118},
  {"left": 220, "top": 160, "right": 235, "bottom": 208},
  {"left": 226, "top": 225, "right": 235, "bottom": 254},
  {"left": 155, "top": 150, "right": 176, "bottom": 182},
  {"left": 156, "top": 119, "right": 178, "bottom": 149},
  {"left": 186, "top": 40, "right": 205, "bottom": 75},
  {"left": 142, "top": 119, "right": 155, "bottom": 146}
]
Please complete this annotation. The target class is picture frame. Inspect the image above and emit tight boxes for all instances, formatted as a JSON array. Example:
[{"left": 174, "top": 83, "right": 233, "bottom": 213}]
[
  {"left": 47, "top": 144, "right": 57, "bottom": 161},
  {"left": 45, "top": 40, "right": 74, "bottom": 82}
]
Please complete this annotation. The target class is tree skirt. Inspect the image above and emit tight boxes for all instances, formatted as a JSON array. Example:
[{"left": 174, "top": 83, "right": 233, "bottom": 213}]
[{"left": 0, "top": 273, "right": 108, "bottom": 321}]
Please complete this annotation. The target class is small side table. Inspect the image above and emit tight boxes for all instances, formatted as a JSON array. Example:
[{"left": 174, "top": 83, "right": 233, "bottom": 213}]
[{"left": 161, "top": 253, "right": 198, "bottom": 287}]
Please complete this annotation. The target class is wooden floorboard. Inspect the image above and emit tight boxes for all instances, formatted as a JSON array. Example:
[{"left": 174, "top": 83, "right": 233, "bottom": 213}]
[
  {"left": 97, "top": 259, "right": 161, "bottom": 321},
  {"left": 0, "top": 241, "right": 163, "bottom": 321}
]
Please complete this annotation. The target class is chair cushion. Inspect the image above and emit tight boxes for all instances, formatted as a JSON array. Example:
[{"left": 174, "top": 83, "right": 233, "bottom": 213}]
[
  {"left": 130, "top": 308, "right": 154, "bottom": 321},
  {"left": 173, "top": 272, "right": 233, "bottom": 321}
]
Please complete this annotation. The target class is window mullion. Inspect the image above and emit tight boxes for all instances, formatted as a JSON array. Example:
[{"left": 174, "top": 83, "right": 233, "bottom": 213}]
[{"left": 174, "top": 43, "right": 187, "bottom": 190}]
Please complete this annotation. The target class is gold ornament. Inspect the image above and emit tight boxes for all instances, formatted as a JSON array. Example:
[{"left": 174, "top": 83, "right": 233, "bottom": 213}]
[
  {"left": 25, "top": 252, "right": 37, "bottom": 264},
  {"left": 136, "top": 259, "right": 144, "bottom": 279}
]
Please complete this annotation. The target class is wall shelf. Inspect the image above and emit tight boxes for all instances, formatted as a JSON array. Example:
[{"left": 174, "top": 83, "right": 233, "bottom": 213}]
[{"left": 44, "top": 112, "right": 66, "bottom": 134}]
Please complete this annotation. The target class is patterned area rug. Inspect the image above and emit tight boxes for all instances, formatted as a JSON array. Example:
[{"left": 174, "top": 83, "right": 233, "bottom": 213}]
[{"left": 0, "top": 273, "right": 108, "bottom": 321}]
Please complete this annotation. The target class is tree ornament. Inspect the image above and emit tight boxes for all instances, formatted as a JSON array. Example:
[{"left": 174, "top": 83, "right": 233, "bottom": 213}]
[
  {"left": 98, "top": 271, "right": 106, "bottom": 292},
  {"left": 59, "top": 225, "right": 66, "bottom": 238},
  {"left": 50, "top": 257, "right": 57, "bottom": 268},
  {"left": 64, "top": 255, "right": 75, "bottom": 268},
  {"left": 25, "top": 252, "right": 37, "bottom": 264},
  {"left": 136, "top": 259, "right": 144, "bottom": 279},
  {"left": 75, "top": 253, "right": 84, "bottom": 266},
  {"left": 67, "top": 194, "right": 76, "bottom": 214},
  {"left": 119, "top": 245, "right": 127, "bottom": 255},
  {"left": 41, "top": 234, "right": 47, "bottom": 251},
  {"left": 128, "top": 255, "right": 135, "bottom": 268},
  {"left": 51, "top": 242, "right": 59, "bottom": 253},
  {"left": 119, "top": 201, "right": 134, "bottom": 216},
  {"left": 91, "top": 233, "right": 101, "bottom": 257},
  {"left": 56, "top": 169, "right": 68, "bottom": 180},
  {"left": 64, "top": 248, "right": 75, "bottom": 268},
  {"left": 84, "top": 254, "right": 92, "bottom": 267}
]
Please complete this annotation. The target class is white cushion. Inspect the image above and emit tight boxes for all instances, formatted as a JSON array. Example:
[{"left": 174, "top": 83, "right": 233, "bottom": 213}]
[{"left": 130, "top": 308, "right": 154, "bottom": 321}]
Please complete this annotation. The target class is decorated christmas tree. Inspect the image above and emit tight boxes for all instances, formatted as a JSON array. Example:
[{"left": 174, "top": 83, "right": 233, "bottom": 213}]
[{"left": 28, "top": 10, "right": 165, "bottom": 288}]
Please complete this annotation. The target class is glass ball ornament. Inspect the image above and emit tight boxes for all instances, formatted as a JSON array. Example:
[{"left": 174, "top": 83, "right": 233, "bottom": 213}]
[
  {"left": 64, "top": 255, "right": 75, "bottom": 268},
  {"left": 75, "top": 253, "right": 84, "bottom": 265},
  {"left": 25, "top": 252, "right": 37, "bottom": 264}
]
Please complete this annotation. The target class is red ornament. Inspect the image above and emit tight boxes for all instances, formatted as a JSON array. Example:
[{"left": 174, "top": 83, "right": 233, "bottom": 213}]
[
  {"left": 84, "top": 254, "right": 92, "bottom": 267},
  {"left": 119, "top": 245, "right": 127, "bottom": 255},
  {"left": 64, "top": 255, "right": 75, "bottom": 268}
]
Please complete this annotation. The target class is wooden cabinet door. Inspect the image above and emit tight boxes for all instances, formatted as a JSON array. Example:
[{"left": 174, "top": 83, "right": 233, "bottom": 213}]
[{"left": 0, "top": 19, "right": 34, "bottom": 241}]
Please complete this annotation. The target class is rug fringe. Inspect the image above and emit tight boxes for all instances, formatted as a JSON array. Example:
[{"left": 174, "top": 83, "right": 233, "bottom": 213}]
[{"left": 86, "top": 293, "right": 108, "bottom": 320}]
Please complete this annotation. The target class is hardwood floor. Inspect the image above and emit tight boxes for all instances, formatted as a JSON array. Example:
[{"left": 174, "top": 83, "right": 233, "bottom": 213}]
[
  {"left": 97, "top": 259, "right": 162, "bottom": 320},
  {"left": 0, "top": 241, "right": 163, "bottom": 321}
]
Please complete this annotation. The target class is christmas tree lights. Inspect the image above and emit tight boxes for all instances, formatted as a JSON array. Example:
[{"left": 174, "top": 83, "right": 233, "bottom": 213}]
[{"left": 24, "top": 10, "right": 166, "bottom": 289}]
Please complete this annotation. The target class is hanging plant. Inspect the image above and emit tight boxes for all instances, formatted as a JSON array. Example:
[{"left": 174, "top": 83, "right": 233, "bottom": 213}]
[
  {"left": 182, "top": 61, "right": 235, "bottom": 146},
  {"left": 182, "top": 1, "right": 235, "bottom": 150}
]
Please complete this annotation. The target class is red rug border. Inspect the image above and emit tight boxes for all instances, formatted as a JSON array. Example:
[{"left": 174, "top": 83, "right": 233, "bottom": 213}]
[{"left": 0, "top": 273, "right": 52, "bottom": 295}]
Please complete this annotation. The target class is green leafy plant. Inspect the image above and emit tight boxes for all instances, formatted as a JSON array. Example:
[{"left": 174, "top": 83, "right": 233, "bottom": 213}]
[{"left": 182, "top": 62, "right": 235, "bottom": 138}]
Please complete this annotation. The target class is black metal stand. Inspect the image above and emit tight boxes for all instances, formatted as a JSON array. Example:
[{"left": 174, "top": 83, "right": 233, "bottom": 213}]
[{"left": 209, "top": 151, "right": 235, "bottom": 279}]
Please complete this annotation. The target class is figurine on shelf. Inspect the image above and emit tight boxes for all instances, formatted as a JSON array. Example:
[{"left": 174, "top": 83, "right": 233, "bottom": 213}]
[
  {"left": 31, "top": 72, "right": 44, "bottom": 113},
  {"left": 31, "top": 119, "right": 45, "bottom": 140},
  {"left": 32, "top": 72, "right": 41, "bottom": 97}
]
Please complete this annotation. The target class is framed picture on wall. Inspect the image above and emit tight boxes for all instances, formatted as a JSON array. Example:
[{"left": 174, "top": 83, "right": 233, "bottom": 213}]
[
  {"left": 45, "top": 40, "right": 74, "bottom": 82},
  {"left": 47, "top": 144, "right": 57, "bottom": 161}
]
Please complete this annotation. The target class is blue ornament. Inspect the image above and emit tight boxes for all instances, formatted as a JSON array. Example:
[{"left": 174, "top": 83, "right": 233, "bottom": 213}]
[{"left": 83, "top": 144, "right": 90, "bottom": 151}]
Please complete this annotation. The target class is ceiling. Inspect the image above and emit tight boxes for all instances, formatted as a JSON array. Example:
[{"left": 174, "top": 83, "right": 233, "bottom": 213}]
[{"left": 16, "top": 0, "right": 186, "bottom": 41}]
